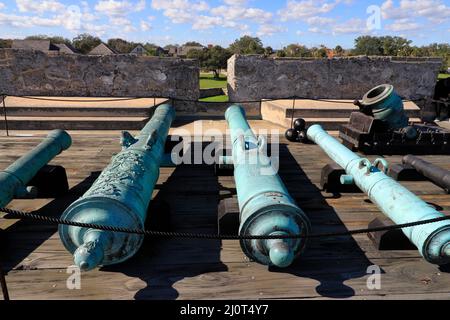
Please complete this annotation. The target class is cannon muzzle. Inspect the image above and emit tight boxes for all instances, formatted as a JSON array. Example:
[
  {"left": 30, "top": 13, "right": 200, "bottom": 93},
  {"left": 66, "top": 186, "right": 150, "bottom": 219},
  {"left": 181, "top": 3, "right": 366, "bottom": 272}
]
[
  {"left": 225, "top": 105, "right": 310, "bottom": 267},
  {"left": 357, "top": 84, "right": 408, "bottom": 129}
]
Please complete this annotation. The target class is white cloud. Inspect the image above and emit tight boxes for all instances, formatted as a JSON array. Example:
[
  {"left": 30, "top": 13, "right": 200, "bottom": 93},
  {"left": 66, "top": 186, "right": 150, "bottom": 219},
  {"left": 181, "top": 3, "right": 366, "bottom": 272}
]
[
  {"left": 16, "top": 0, "right": 65, "bottom": 14},
  {"left": 256, "top": 24, "right": 286, "bottom": 37},
  {"left": 308, "top": 27, "right": 327, "bottom": 34},
  {"left": 223, "top": 0, "right": 247, "bottom": 5},
  {"left": 0, "top": 12, "right": 59, "bottom": 28},
  {"left": 151, "top": 0, "right": 209, "bottom": 24},
  {"left": 150, "top": 0, "right": 276, "bottom": 35},
  {"left": 0, "top": 2, "right": 110, "bottom": 35},
  {"left": 211, "top": 5, "right": 272, "bottom": 24},
  {"left": 332, "top": 18, "right": 368, "bottom": 34},
  {"left": 140, "top": 20, "right": 151, "bottom": 31},
  {"left": 306, "top": 16, "right": 335, "bottom": 26},
  {"left": 278, "top": 0, "right": 338, "bottom": 21},
  {"left": 192, "top": 15, "right": 222, "bottom": 30},
  {"left": 151, "top": 0, "right": 208, "bottom": 12},
  {"left": 0, "top": 2, "right": 5, "bottom": 10},
  {"left": 385, "top": 18, "right": 420, "bottom": 32},
  {"left": 95, "top": 0, "right": 145, "bottom": 16},
  {"left": 381, "top": 0, "right": 450, "bottom": 23}
]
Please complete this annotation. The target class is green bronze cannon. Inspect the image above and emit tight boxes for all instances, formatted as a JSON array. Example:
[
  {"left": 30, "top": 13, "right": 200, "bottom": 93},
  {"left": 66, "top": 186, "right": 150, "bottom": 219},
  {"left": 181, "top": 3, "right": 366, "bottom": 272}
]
[
  {"left": 223, "top": 105, "right": 310, "bottom": 267},
  {"left": 59, "top": 104, "right": 175, "bottom": 271},
  {"left": 0, "top": 130, "right": 72, "bottom": 207}
]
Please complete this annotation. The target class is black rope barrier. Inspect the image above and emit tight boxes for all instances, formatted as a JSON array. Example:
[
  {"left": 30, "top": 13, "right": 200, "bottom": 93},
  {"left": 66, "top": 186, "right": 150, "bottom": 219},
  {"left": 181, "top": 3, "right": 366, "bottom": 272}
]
[{"left": 1, "top": 207, "right": 450, "bottom": 241}]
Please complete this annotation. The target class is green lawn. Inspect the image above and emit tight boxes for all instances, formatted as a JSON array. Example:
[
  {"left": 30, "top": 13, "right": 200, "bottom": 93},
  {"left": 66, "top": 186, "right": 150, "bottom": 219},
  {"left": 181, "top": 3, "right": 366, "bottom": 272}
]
[
  {"left": 439, "top": 73, "right": 450, "bottom": 79},
  {"left": 199, "top": 73, "right": 227, "bottom": 89},
  {"left": 199, "top": 95, "right": 229, "bottom": 102}
]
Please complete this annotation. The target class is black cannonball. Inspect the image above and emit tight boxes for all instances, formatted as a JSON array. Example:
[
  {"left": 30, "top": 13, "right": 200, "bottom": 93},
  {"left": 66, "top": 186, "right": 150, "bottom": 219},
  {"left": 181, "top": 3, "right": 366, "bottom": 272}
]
[
  {"left": 298, "top": 130, "right": 308, "bottom": 143},
  {"left": 293, "top": 118, "right": 306, "bottom": 131},
  {"left": 285, "top": 128, "right": 299, "bottom": 142}
]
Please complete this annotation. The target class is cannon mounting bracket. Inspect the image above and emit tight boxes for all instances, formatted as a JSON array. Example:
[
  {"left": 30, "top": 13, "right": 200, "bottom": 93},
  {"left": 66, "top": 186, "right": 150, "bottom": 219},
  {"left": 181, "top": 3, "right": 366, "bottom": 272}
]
[
  {"left": 217, "top": 198, "right": 239, "bottom": 235},
  {"left": 320, "top": 162, "right": 362, "bottom": 193},
  {"left": 339, "top": 112, "right": 450, "bottom": 155},
  {"left": 27, "top": 165, "right": 69, "bottom": 198},
  {"left": 367, "top": 217, "right": 417, "bottom": 250}
]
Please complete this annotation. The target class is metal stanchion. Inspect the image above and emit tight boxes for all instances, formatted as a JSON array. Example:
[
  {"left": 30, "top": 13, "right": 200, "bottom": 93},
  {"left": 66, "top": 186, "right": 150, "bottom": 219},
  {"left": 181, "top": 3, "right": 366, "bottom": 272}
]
[
  {"left": 0, "top": 263, "right": 9, "bottom": 301},
  {"left": 1, "top": 95, "right": 9, "bottom": 137}
]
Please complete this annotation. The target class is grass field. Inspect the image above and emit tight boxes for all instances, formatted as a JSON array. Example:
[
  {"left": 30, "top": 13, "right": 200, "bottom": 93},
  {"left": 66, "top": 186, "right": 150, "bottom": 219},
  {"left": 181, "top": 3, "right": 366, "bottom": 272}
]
[
  {"left": 199, "top": 72, "right": 227, "bottom": 89},
  {"left": 439, "top": 73, "right": 450, "bottom": 79},
  {"left": 199, "top": 94, "right": 229, "bottom": 102}
]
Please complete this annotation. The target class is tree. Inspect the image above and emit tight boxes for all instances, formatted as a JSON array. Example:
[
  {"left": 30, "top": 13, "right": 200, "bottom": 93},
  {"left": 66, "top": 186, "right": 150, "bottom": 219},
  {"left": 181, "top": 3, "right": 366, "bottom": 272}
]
[
  {"left": 381, "top": 36, "right": 412, "bottom": 56},
  {"left": 0, "top": 39, "right": 12, "bottom": 48},
  {"left": 312, "top": 45, "right": 328, "bottom": 58},
  {"left": 276, "top": 49, "right": 286, "bottom": 57},
  {"left": 281, "top": 44, "right": 312, "bottom": 57},
  {"left": 334, "top": 45, "right": 344, "bottom": 56},
  {"left": 187, "top": 46, "right": 232, "bottom": 78},
  {"left": 264, "top": 46, "right": 274, "bottom": 56},
  {"left": 164, "top": 44, "right": 179, "bottom": 50},
  {"left": 228, "top": 36, "right": 264, "bottom": 55},
  {"left": 353, "top": 36, "right": 383, "bottom": 55},
  {"left": 183, "top": 41, "right": 203, "bottom": 47},
  {"left": 144, "top": 43, "right": 162, "bottom": 56},
  {"left": 72, "top": 33, "right": 102, "bottom": 54},
  {"left": 353, "top": 36, "right": 412, "bottom": 56},
  {"left": 107, "top": 38, "right": 136, "bottom": 54},
  {"left": 205, "top": 46, "right": 232, "bottom": 78},
  {"left": 25, "top": 35, "right": 71, "bottom": 45}
]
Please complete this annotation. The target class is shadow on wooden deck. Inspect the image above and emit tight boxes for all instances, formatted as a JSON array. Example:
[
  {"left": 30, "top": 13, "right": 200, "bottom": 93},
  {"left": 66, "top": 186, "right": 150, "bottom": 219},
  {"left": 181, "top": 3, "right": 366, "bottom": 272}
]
[
  {"left": 101, "top": 159, "right": 228, "bottom": 299},
  {"left": 268, "top": 144, "right": 380, "bottom": 298},
  {"left": 0, "top": 172, "right": 100, "bottom": 273}
]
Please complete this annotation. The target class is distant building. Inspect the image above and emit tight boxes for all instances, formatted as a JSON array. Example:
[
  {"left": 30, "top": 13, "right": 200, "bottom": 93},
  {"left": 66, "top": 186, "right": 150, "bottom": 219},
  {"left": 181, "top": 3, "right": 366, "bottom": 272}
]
[
  {"left": 164, "top": 45, "right": 204, "bottom": 57},
  {"left": 11, "top": 39, "right": 76, "bottom": 54},
  {"left": 166, "top": 45, "right": 178, "bottom": 56},
  {"left": 176, "top": 45, "right": 204, "bottom": 57},
  {"left": 88, "top": 43, "right": 117, "bottom": 55},
  {"left": 53, "top": 43, "right": 78, "bottom": 54},
  {"left": 154, "top": 46, "right": 168, "bottom": 56},
  {"left": 130, "top": 44, "right": 148, "bottom": 55}
]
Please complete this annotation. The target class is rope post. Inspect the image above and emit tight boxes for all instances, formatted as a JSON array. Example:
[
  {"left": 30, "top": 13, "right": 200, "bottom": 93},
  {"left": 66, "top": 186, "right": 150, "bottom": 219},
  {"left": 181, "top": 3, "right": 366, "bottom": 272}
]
[
  {"left": 1, "top": 95, "right": 9, "bottom": 137},
  {"left": 290, "top": 97, "right": 296, "bottom": 128},
  {"left": 0, "top": 263, "right": 9, "bottom": 301}
]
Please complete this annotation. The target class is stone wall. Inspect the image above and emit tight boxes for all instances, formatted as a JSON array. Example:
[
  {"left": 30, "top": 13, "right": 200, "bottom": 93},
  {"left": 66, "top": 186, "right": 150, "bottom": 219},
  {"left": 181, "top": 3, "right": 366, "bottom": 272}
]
[
  {"left": 227, "top": 55, "right": 442, "bottom": 103},
  {"left": 0, "top": 49, "right": 199, "bottom": 100}
]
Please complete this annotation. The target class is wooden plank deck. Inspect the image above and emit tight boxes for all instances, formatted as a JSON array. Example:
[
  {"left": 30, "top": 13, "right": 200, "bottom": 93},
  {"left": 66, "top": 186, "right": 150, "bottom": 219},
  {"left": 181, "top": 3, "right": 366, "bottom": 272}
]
[{"left": 1, "top": 127, "right": 450, "bottom": 300}]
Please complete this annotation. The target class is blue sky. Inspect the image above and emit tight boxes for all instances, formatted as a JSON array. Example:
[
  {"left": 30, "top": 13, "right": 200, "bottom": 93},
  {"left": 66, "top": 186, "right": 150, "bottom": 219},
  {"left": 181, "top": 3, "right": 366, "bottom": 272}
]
[{"left": 0, "top": 0, "right": 449, "bottom": 49}]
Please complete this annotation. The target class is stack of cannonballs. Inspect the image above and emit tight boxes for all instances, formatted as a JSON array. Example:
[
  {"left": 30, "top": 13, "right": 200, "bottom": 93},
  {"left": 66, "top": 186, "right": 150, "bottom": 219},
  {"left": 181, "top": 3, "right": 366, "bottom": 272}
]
[{"left": 285, "top": 118, "right": 308, "bottom": 143}]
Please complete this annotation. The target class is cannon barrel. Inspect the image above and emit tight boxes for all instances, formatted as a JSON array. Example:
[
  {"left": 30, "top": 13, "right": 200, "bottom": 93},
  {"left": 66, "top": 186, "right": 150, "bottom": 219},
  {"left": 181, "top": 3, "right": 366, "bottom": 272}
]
[
  {"left": 59, "top": 104, "right": 175, "bottom": 271},
  {"left": 402, "top": 155, "right": 450, "bottom": 193},
  {"left": 0, "top": 129, "right": 72, "bottom": 207},
  {"left": 307, "top": 124, "right": 450, "bottom": 265},
  {"left": 225, "top": 105, "right": 310, "bottom": 267}
]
